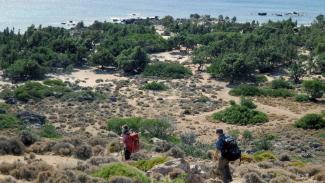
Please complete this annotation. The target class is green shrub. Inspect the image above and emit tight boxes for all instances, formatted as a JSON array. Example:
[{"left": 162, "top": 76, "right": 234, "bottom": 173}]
[
  {"left": 92, "top": 163, "right": 150, "bottom": 183},
  {"left": 13, "top": 81, "right": 50, "bottom": 101},
  {"left": 0, "top": 114, "right": 20, "bottom": 129},
  {"left": 43, "top": 79, "right": 67, "bottom": 86},
  {"left": 117, "top": 46, "right": 149, "bottom": 73},
  {"left": 2, "top": 81, "right": 72, "bottom": 102},
  {"left": 242, "top": 130, "right": 253, "bottom": 141},
  {"left": 294, "top": 94, "right": 310, "bottom": 102},
  {"left": 61, "top": 90, "right": 105, "bottom": 102},
  {"left": 139, "top": 118, "right": 171, "bottom": 139},
  {"left": 302, "top": 80, "right": 325, "bottom": 99},
  {"left": 143, "top": 62, "right": 192, "bottom": 79},
  {"left": 107, "top": 117, "right": 172, "bottom": 139},
  {"left": 253, "top": 151, "right": 276, "bottom": 162},
  {"left": 295, "top": 114, "right": 325, "bottom": 129},
  {"left": 179, "top": 143, "right": 213, "bottom": 159},
  {"left": 39, "top": 124, "right": 61, "bottom": 138},
  {"left": 180, "top": 132, "right": 197, "bottom": 145},
  {"left": 5, "top": 59, "right": 45, "bottom": 82},
  {"left": 212, "top": 101, "right": 268, "bottom": 125},
  {"left": 261, "top": 88, "right": 294, "bottom": 98},
  {"left": 229, "top": 85, "right": 294, "bottom": 98},
  {"left": 129, "top": 156, "right": 168, "bottom": 171},
  {"left": 240, "top": 97, "right": 257, "bottom": 109},
  {"left": 229, "top": 85, "right": 262, "bottom": 96},
  {"left": 254, "top": 75, "right": 268, "bottom": 84},
  {"left": 107, "top": 117, "right": 143, "bottom": 134},
  {"left": 271, "top": 79, "right": 292, "bottom": 89},
  {"left": 253, "top": 136, "right": 273, "bottom": 151},
  {"left": 141, "top": 82, "right": 167, "bottom": 91}
]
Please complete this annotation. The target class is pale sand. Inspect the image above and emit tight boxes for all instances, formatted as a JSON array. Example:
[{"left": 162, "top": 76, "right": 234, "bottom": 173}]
[
  {"left": 150, "top": 50, "right": 191, "bottom": 64},
  {"left": 48, "top": 67, "right": 127, "bottom": 87}
]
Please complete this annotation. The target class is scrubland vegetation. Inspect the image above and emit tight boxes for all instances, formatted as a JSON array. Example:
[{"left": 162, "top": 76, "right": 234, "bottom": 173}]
[{"left": 0, "top": 14, "right": 324, "bottom": 183}]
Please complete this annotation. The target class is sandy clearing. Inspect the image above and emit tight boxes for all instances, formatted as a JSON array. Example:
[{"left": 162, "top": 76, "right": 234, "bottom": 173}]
[
  {"left": 48, "top": 67, "right": 128, "bottom": 87},
  {"left": 150, "top": 50, "right": 191, "bottom": 64}
]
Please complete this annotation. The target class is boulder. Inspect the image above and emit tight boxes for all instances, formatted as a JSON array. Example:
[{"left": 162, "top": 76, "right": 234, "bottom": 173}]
[
  {"left": 148, "top": 158, "right": 190, "bottom": 176},
  {"left": 16, "top": 111, "right": 46, "bottom": 127},
  {"left": 4, "top": 97, "right": 17, "bottom": 105},
  {"left": 151, "top": 138, "right": 173, "bottom": 153}
]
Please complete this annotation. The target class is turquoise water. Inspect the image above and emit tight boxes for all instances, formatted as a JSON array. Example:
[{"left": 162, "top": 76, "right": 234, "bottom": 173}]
[{"left": 0, "top": 0, "right": 324, "bottom": 31}]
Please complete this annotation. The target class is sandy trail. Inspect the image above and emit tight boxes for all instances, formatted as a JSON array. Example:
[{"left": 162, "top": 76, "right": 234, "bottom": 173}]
[{"left": 0, "top": 155, "right": 79, "bottom": 169}]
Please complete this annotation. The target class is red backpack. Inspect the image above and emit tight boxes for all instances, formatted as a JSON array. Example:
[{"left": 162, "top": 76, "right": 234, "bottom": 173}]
[{"left": 125, "top": 133, "right": 140, "bottom": 153}]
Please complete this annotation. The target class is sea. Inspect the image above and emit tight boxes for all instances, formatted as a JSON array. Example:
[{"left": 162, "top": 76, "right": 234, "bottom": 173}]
[{"left": 0, "top": 0, "right": 324, "bottom": 31}]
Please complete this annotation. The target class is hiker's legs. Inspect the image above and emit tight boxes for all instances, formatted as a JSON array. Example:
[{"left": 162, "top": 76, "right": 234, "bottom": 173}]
[
  {"left": 218, "top": 157, "right": 231, "bottom": 183},
  {"left": 124, "top": 148, "right": 131, "bottom": 160},
  {"left": 225, "top": 160, "right": 232, "bottom": 181}
]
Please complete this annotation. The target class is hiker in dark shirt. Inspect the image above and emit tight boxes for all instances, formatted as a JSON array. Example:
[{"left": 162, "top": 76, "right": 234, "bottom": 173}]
[{"left": 215, "top": 129, "right": 233, "bottom": 183}]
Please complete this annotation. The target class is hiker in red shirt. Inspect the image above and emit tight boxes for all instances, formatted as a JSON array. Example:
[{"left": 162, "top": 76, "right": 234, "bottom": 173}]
[
  {"left": 121, "top": 125, "right": 132, "bottom": 160},
  {"left": 121, "top": 125, "right": 139, "bottom": 160}
]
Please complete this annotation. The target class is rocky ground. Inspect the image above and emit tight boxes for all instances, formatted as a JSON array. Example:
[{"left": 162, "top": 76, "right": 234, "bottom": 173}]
[{"left": 0, "top": 50, "right": 324, "bottom": 183}]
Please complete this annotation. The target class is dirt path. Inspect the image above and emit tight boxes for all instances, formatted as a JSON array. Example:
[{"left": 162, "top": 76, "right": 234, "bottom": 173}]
[{"left": 0, "top": 155, "right": 80, "bottom": 169}]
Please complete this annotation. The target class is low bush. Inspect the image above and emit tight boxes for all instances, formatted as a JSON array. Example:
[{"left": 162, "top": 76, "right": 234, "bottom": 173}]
[
  {"left": 143, "top": 62, "right": 192, "bottom": 79},
  {"left": 180, "top": 132, "right": 197, "bottom": 145},
  {"left": 107, "top": 117, "right": 142, "bottom": 134},
  {"left": 92, "top": 163, "right": 150, "bottom": 183},
  {"left": 242, "top": 130, "right": 253, "bottom": 141},
  {"left": 0, "top": 114, "right": 20, "bottom": 129},
  {"left": 0, "top": 137, "right": 25, "bottom": 155},
  {"left": 212, "top": 100, "right": 268, "bottom": 125},
  {"left": 43, "top": 79, "right": 67, "bottom": 86},
  {"left": 240, "top": 97, "right": 257, "bottom": 109},
  {"left": 39, "top": 124, "right": 61, "bottom": 138},
  {"left": 229, "top": 84, "right": 294, "bottom": 98},
  {"left": 253, "top": 151, "right": 276, "bottom": 162},
  {"left": 141, "top": 82, "right": 167, "bottom": 91},
  {"left": 253, "top": 134, "right": 276, "bottom": 151},
  {"left": 108, "top": 139, "right": 124, "bottom": 153},
  {"left": 229, "top": 84, "right": 262, "bottom": 96},
  {"left": 52, "top": 142, "right": 74, "bottom": 156},
  {"left": 294, "top": 94, "right": 310, "bottom": 102},
  {"left": 129, "top": 156, "right": 168, "bottom": 171},
  {"left": 271, "top": 79, "right": 292, "bottom": 89},
  {"left": 254, "top": 75, "right": 268, "bottom": 84},
  {"left": 0, "top": 80, "right": 105, "bottom": 102},
  {"left": 261, "top": 88, "right": 294, "bottom": 98},
  {"left": 74, "top": 144, "right": 93, "bottom": 160},
  {"left": 19, "top": 130, "right": 38, "bottom": 146},
  {"left": 295, "top": 114, "right": 325, "bottom": 129},
  {"left": 1, "top": 81, "right": 71, "bottom": 102},
  {"left": 139, "top": 118, "right": 172, "bottom": 139},
  {"left": 178, "top": 143, "right": 212, "bottom": 159},
  {"left": 166, "top": 146, "right": 185, "bottom": 158},
  {"left": 61, "top": 90, "right": 106, "bottom": 102},
  {"left": 302, "top": 80, "right": 325, "bottom": 100}
]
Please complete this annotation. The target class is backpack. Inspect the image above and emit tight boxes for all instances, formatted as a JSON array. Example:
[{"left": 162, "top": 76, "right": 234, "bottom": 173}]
[
  {"left": 221, "top": 136, "right": 241, "bottom": 161},
  {"left": 125, "top": 132, "right": 140, "bottom": 153}
]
